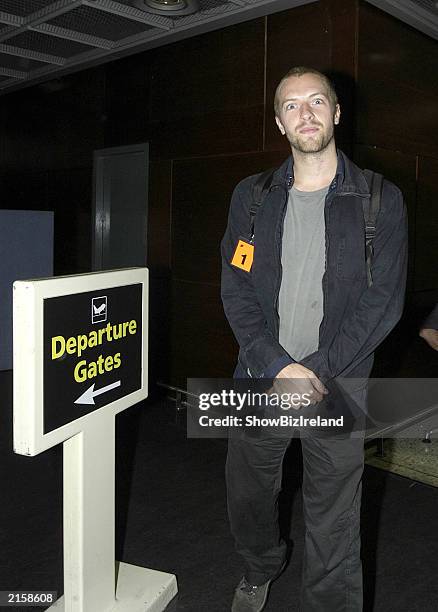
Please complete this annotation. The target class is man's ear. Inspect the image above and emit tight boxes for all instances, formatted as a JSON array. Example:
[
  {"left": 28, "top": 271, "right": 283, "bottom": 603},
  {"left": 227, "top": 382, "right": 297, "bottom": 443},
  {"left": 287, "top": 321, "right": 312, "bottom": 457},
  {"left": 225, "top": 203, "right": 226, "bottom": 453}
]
[
  {"left": 275, "top": 116, "right": 285, "bottom": 136},
  {"left": 334, "top": 104, "right": 341, "bottom": 125}
]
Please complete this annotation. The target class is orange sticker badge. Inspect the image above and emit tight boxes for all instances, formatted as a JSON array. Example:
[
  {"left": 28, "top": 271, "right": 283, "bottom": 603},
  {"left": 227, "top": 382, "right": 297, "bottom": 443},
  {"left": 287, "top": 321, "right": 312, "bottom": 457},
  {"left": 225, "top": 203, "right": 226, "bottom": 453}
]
[{"left": 231, "top": 239, "right": 254, "bottom": 272}]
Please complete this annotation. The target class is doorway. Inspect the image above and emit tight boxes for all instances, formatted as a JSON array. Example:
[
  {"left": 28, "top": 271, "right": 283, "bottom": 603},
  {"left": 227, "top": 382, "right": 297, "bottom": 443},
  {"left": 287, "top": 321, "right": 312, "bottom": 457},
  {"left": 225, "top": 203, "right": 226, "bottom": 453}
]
[{"left": 93, "top": 143, "right": 149, "bottom": 271}]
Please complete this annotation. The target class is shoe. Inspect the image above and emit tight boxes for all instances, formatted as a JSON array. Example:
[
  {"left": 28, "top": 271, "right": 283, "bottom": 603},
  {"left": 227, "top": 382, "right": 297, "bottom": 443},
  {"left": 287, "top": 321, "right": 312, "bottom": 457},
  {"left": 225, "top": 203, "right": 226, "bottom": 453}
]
[{"left": 231, "top": 562, "right": 286, "bottom": 612}]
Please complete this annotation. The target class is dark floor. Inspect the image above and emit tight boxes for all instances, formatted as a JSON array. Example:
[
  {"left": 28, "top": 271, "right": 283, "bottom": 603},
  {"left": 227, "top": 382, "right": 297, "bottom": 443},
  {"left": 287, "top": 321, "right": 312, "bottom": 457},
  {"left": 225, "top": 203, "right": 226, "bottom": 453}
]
[{"left": 1, "top": 371, "right": 438, "bottom": 612}]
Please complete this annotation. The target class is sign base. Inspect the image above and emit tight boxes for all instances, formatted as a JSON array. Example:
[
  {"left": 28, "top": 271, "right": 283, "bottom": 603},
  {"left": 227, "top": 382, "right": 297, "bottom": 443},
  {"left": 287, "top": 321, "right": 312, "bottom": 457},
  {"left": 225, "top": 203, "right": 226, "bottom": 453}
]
[{"left": 48, "top": 562, "right": 178, "bottom": 612}]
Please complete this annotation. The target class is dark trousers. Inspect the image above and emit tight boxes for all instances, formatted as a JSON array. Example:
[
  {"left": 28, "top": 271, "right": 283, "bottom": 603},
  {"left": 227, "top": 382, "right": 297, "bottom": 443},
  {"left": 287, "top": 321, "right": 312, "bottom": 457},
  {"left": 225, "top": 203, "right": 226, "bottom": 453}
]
[{"left": 226, "top": 407, "right": 365, "bottom": 611}]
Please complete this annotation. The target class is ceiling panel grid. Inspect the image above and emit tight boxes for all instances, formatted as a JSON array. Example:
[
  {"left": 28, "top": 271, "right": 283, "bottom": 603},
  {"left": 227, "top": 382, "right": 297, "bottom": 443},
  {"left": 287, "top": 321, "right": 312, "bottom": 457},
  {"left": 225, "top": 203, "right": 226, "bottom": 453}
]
[{"left": 0, "top": 0, "right": 436, "bottom": 94}]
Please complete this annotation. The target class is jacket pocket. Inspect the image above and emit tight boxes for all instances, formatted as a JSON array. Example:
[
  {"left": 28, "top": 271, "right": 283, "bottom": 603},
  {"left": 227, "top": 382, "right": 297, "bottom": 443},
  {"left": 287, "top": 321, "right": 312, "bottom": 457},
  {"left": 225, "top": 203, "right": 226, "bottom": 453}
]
[{"left": 336, "top": 237, "right": 365, "bottom": 281}]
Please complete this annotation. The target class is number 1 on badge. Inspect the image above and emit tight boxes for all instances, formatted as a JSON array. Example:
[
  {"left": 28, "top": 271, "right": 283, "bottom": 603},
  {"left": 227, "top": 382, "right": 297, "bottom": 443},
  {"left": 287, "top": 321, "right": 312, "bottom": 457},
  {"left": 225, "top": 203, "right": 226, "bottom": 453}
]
[{"left": 231, "top": 239, "right": 254, "bottom": 272}]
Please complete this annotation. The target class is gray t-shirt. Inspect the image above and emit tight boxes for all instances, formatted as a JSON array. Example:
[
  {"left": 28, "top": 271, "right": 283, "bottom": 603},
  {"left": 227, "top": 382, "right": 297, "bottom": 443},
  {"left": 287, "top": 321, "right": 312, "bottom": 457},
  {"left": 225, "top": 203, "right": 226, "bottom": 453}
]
[{"left": 278, "top": 184, "right": 328, "bottom": 361}]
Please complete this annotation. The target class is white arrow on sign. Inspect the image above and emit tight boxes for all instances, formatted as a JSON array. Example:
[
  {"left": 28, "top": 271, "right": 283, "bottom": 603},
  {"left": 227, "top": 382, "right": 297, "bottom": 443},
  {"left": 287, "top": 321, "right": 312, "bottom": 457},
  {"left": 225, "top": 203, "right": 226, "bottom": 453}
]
[{"left": 74, "top": 380, "right": 121, "bottom": 405}]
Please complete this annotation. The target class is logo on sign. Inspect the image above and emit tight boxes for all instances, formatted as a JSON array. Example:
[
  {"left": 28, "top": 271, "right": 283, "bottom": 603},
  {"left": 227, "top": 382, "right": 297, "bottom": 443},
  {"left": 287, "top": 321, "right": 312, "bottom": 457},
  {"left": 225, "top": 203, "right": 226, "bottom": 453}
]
[{"left": 92, "top": 296, "right": 107, "bottom": 324}]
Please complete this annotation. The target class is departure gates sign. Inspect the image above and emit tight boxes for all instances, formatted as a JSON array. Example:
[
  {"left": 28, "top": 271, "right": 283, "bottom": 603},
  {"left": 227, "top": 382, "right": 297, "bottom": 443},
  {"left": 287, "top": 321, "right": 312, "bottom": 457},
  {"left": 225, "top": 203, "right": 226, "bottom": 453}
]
[
  {"left": 13, "top": 268, "right": 148, "bottom": 456},
  {"left": 44, "top": 284, "right": 142, "bottom": 433}
]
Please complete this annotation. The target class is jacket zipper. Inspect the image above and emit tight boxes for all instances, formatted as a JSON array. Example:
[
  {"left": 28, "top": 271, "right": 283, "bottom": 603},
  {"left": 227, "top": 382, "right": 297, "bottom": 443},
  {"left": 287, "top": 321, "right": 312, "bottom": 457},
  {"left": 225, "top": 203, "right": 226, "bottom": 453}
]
[
  {"left": 319, "top": 197, "right": 331, "bottom": 343},
  {"left": 273, "top": 185, "right": 289, "bottom": 339}
]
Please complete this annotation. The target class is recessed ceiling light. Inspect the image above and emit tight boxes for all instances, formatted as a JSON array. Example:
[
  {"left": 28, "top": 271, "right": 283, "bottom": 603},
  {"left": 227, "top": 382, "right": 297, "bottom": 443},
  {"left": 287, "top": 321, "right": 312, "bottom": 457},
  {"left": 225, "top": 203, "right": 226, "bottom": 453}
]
[{"left": 133, "top": 0, "right": 199, "bottom": 15}]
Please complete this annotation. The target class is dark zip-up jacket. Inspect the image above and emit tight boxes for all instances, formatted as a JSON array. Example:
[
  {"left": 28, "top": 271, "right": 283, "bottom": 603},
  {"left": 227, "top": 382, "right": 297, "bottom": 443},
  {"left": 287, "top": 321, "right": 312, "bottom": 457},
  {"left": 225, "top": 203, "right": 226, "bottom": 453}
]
[{"left": 221, "top": 150, "right": 408, "bottom": 382}]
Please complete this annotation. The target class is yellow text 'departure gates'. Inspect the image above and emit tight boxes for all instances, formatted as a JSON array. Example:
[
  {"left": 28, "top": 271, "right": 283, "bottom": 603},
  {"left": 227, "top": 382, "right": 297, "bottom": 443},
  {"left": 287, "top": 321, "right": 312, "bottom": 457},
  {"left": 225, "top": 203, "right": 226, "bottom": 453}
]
[{"left": 51, "top": 320, "right": 137, "bottom": 360}]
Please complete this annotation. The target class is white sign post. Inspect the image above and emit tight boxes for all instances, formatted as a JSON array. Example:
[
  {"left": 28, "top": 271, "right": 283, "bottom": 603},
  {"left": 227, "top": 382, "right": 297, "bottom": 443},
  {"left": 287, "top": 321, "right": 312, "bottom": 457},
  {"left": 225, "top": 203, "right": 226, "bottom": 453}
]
[{"left": 13, "top": 268, "right": 177, "bottom": 612}]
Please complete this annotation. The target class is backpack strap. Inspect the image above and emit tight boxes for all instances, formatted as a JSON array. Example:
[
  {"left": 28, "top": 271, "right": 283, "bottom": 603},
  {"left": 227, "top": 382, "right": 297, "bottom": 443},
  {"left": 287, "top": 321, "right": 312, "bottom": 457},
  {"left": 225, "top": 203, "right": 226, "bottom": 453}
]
[
  {"left": 249, "top": 168, "right": 275, "bottom": 241},
  {"left": 362, "top": 169, "right": 383, "bottom": 287}
]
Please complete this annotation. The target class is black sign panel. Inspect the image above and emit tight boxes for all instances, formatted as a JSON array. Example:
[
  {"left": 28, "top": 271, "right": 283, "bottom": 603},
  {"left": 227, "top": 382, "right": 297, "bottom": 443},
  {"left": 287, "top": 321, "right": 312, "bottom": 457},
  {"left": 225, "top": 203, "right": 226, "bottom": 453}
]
[{"left": 43, "top": 284, "right": 142, "bottom": 434}]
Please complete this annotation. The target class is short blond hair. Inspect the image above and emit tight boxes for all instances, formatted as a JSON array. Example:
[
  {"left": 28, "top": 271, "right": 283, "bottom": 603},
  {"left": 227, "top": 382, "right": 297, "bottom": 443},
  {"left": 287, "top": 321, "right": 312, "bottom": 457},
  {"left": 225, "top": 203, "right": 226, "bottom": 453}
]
[{"left": 274, "top": 66, "right": 338, "bottom": 115}]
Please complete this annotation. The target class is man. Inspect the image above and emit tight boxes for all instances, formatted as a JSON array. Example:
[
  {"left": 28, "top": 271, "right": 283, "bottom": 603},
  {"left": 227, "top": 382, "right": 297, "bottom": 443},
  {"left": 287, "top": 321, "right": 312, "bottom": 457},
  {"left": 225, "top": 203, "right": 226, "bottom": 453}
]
[
  {"left": 419, "top": 304, "right": 438, "bottom": 350},
  {"left": 220, "top": 66, "right": 408, "bottom": 611}
]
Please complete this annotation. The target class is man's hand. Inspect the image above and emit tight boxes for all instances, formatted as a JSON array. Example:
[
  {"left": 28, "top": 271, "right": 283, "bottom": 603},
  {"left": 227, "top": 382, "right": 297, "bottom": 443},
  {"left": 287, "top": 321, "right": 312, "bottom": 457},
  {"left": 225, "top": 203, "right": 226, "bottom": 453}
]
[
  {"left": 420, "top": 328, "right": 438, "bottom": 351},
  {"left": 271, "top": 363, "right": 328, "bottom": 409}
]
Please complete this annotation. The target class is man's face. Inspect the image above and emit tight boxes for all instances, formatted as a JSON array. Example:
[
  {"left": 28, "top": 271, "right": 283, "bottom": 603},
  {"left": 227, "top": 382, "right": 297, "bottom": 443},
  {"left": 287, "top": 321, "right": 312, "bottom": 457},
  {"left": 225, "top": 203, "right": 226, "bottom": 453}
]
[{"left": 275, "top": 73, "right": 340, "bottom": 154}]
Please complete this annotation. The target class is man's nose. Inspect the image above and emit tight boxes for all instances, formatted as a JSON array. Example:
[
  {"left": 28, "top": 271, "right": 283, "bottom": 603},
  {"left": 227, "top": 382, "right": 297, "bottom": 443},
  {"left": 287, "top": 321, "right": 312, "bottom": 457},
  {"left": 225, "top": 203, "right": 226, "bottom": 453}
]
[{"left": 300, "top": 103, "right": 314, "bottom": 120}]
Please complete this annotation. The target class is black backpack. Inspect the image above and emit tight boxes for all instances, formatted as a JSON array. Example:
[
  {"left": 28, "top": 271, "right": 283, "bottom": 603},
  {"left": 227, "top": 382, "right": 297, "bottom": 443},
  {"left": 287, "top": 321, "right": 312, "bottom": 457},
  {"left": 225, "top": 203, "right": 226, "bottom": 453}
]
[{"left": 250, "top": 169, "right": 383, "bottom": 287}]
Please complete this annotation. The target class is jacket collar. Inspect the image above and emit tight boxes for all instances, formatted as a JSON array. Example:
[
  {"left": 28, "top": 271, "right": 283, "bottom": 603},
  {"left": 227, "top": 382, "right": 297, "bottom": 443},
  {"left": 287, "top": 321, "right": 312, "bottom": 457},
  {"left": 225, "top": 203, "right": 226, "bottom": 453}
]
[{"left": 271, "top": 149, "right": 370, "bottom": 196}]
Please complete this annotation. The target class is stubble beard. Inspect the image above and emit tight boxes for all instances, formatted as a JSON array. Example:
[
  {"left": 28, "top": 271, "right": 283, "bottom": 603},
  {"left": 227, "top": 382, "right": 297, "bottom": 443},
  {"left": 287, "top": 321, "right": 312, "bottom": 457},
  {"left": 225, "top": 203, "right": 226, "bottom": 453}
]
[{"left": 287, "top": 122, "right": 335, "bottom": 155}]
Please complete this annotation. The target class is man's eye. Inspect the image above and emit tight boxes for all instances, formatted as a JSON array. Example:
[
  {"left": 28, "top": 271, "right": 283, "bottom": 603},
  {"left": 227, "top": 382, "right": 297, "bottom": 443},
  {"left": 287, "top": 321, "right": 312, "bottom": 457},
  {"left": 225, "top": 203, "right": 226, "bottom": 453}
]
[
  {"left": 312, "top": 99, "right": 323, "bottom": 104},
  {"left": 285, "top": 103, "right": 296, "bottom": 110}
]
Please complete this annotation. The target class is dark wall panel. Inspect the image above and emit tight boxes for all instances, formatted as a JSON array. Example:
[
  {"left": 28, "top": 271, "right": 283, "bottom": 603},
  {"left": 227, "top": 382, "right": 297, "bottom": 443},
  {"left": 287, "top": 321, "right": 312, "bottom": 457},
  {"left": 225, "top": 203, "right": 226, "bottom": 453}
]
[
  {"left": 0, "top": 68, "right": 105, "bottom": 171},
  {"left": 171, "top": 151, "right": 287, "bottom": 285},
  {"left": 0, "top": 170, "right": 49, "bottom": 211},
  {"left": 169, "top": 279, "right": 237, "bottom": 386},
  {"left": 47, "top": 167, "right": 93, "bottom": 275},
  {"left": 104, "top": 53, "right": 150, "bottom": 149},
  {"left": 147, "top": 108, "right": 265, "bottom": 162},
  {"left": 415, "top": 156, "right": 438, "bottom": 292},
  {"left": 147, "top": 161, "right": 173, "bottom": 387},
  {"left": 146, "top": 20, "right": 265, "bottom": 160},
  {"left": 149, "top": 275, "right": 172, "bottom": 388},
  {"left": 357, "top": 2, "right": 438, "bottom": 158},
  {"left": 148, "top": 160, "right": 172, "bottom": 274}
]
